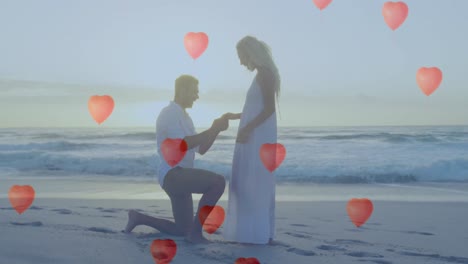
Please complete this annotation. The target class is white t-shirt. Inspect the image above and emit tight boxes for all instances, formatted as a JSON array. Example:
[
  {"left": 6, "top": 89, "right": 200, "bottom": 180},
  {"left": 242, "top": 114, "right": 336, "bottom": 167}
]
[{"left": 156, "top": 101, "right": 199, "bottom": 187}]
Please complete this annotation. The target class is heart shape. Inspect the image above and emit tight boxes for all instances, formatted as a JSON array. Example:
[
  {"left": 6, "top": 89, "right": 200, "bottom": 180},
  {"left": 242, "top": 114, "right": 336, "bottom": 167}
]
[
  {"left": 184, "top": 32, "right": 209, "bottom": 59},
  {"left": 416, "top": 67, "right": 443, "bottom": 96},
  {"left": 198, "top": 205, "right": 225, "bottom": 234},
  {"left": 259, "top": 143, "right": 286, "bottom": 172},
  {"left": 382, "top": 1, "right": 409, "bottom": 31},
  {"left": 235, "top": 257, "right": 261, "bottom": 264},
  {"left": 88, "top": 95, "right": 115, "bottom": 124},
  {"left": 150, "top": 239, "right": 177, "bottom": 264},
  {"left": 9, "top": 185, "right": 35, "bottom": 214},
  {"left": 160, "top": 138, "right": 188, "bottom": 167},
  {"left": 346, "top": 198, "right": 374, "bottom": 227},
  {"left": 312, "top": 0, "right": 332, "bottom": 11}
]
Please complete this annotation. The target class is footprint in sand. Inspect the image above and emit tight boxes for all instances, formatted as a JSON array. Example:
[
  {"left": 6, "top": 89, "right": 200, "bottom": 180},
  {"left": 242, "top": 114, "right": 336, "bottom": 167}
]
[
  {"left": 358, "top": 260, "right": 393, "bottom": 264},
  {"left": 10, "top": 221, "right": 43, "bottom": 227},
  {"left": 87, "top": 227, "right": 118, "bottom": 234},
  {"left": 317, "top": 244, "right": 347, "bottom": 252},
  {"left": 332, "top": 239, "right": 373, "bottom": 246},
  {"left": 290, "top": 223, "right": 309, "bottom": 227},
  {"left": 346, "top": 227, "right": 370, "bottom": 232},
  {"left": 345, "top": 251, "right": 384, "bottom": 258},
  {"left": 398, "top": 251, "right": 468, "bottom": 264},
  {"left": 51, "top": 209, "right": 73, "bottom": 215},
  {"left": 284, "top": 231, "right": 313, "bottom": 239},
  {"left": 286, "top": 247, "right": 316, "bottom": 256},
  {"left": 1, "top": 206, "right": 44, "bottom": 211},
  {"left": 402, "top": 231, "right": 434, "bottom": 236}
]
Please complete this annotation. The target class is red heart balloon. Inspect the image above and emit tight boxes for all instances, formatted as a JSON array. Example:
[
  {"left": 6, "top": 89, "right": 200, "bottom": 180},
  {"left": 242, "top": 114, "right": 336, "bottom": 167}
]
[
  {"left": 8, "top": 185, "right": 35, "bottom": 214},
  {"left": 382, "top": 1, "right": 409, "bottom": 31},
  {"left": 150, "top": 239, "right": 177, "bottom": 264},
  {"left": 160, "top": 138, "right": 188, "bottom": 167},
  {"left": 312, "top": 0, "right": 332, "bottom": 11},
  {"left": 88, "top": 95, "right": 115, "bottom": 124},
  {"left": 259, "top": 143, "right": 286, "bottom": 172},
  {"left": 416, "top": 67, "right": 443, "bottom": 96},
  {"left": 346, "top": 198, "right": 374, "bottom": 227},
  {"left": 198, "top": 205, "right": 225, "bottom": 234},
  {"left": 235, "top": 257, "right": 261, "bottom": 264},
  {"left": 184, "top": 32, "right": 209, "bottom": 59}
]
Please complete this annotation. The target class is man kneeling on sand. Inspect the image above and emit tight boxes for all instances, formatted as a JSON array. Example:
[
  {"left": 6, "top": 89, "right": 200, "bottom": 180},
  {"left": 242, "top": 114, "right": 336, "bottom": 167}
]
[{"left": 124, "top": 74, "right": 233, "bottom": 244}]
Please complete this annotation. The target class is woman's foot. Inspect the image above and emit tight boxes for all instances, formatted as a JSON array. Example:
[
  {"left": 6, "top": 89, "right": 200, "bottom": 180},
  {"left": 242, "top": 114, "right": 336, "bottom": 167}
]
[{"left": 124, "top": 210, "right": 140, "bottom": 233}]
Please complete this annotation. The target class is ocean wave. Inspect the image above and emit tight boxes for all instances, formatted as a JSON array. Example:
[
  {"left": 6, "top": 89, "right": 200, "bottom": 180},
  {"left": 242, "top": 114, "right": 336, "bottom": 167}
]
[
  {"left": 0, "top": 141, "right": 104, "bottom": 151},
  {"left": 3, "top": 141, "right": 154, "bottom": 152},
  {"left": 1, "top": 151, "right": 468, "bottom": 183},
  {"left": 0, "top": 151, "right": 158, "bottom": 177},
  {"left": 276, "top": 174, "right": 419, "bottom": 184},
  {"left": 33, "top": 132, "right": 156, "bottom": 141},
  {"left": 26, "top": 132, "right": 236, "bottom": 142},
  {"left": 278, "top": 133, "right": 457, "bottom": 143},
  {"left": 8, "top": 129, "right": 466, "bottom": 144},
  {"left": 1, "top": 127, "right": 467, "bottom": 183}
]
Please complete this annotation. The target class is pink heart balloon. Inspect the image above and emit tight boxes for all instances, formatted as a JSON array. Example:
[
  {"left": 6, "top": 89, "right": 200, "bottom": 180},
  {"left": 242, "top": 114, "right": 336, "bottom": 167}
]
[
  {"left": 88, "top": 95, "right": 114, "bottom": 124},
  {"left": 184, "top": 32, "right": 209, "bottom": 59},
  {"left": 382, "top": 2, "right": 409, "bottom": 31},
  {"left": 150, "top": 239, "right": 177, "bottom": 264},
  {"left": 416, "top": 67, "right": 443, "bottom": 96},
  {"left": 347, "top": 198, "right": 374, "bottom": 227},
  {"left": 259, "top": 143, "right": 286, "bottom": 172},
  {"left": 198, "top": 205, "right": 225, "bottom": 234},
  {"left": 161, "top": 138, "right": 188, "bottom": 167},
  {"left": 235, "top": 257, "right": 261, "bottom": 264},
  {"left": 312, "top": 0, "right": 332, "bottom": 10},
  {"left": 9, "top": 185, "right": 35, "bottom": 215}
]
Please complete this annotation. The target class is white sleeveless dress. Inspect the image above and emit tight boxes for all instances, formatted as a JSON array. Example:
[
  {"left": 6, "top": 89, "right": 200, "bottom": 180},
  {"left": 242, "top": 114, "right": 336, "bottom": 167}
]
[{"left": 224, "top": 76, "right": 277, "bottom": 244}]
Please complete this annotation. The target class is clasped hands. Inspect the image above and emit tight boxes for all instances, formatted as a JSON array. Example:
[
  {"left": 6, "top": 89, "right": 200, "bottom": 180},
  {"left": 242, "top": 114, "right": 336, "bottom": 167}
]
[
  {"left": 211, "top": 112, "right": 240, "bottom": 132},
  {"left": 211, "top": 112, "right": 251, "bottom": 143}
]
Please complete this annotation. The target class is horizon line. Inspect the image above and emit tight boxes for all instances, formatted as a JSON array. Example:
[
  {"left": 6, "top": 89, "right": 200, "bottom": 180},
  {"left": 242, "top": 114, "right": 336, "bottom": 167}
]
[{"left": 1, "top": 124, "right": 467, "bottom": 129}]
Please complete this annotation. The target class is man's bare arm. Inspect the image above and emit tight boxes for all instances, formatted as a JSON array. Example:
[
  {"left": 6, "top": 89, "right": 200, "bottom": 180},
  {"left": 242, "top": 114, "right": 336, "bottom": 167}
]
[{"left": 183, "top": 118, "right": 227, "bottom": 155}]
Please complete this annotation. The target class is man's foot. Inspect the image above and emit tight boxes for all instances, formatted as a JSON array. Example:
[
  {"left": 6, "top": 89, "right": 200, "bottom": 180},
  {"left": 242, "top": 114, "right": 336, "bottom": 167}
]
[
  {"left": 123, "top": 210, "right": 139, "bottom": 233},
  {"left": 185, "top": 233, "right": 211, "bottom": 244}
]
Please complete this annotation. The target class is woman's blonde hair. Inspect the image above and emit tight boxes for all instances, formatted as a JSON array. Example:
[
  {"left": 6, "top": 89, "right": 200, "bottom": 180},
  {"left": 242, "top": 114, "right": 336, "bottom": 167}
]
[{"left": 236, "top": 36, "right": 281, "bottom": 103}]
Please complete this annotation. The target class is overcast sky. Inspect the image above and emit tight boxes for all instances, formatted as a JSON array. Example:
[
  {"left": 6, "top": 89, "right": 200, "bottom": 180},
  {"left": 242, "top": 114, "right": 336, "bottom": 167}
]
[{"left": 0, "top": 0, "right": 467, "bottom": 128}]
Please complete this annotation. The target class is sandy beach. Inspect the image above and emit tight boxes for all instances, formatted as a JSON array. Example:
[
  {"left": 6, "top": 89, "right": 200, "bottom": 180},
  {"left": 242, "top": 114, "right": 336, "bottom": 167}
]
[{"left": 1, "top": 178, "right": 468, "bottom": 264}]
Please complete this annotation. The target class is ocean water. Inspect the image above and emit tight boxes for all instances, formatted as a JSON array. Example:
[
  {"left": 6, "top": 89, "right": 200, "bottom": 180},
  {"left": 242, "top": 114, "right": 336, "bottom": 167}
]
[{"left": 0, "top": 126, "right": 467, "bottom": 184}]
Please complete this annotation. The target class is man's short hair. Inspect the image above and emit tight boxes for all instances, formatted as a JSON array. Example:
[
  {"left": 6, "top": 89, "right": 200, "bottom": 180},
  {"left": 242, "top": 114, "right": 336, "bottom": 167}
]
[{"left": 175, "top": 75, "right": 198, "bottom": 97}]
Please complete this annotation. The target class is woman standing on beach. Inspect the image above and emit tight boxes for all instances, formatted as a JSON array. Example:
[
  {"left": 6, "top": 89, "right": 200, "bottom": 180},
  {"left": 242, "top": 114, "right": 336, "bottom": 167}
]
[{"left": 223, "top": 35, "right": 281, "bottom": 245}]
